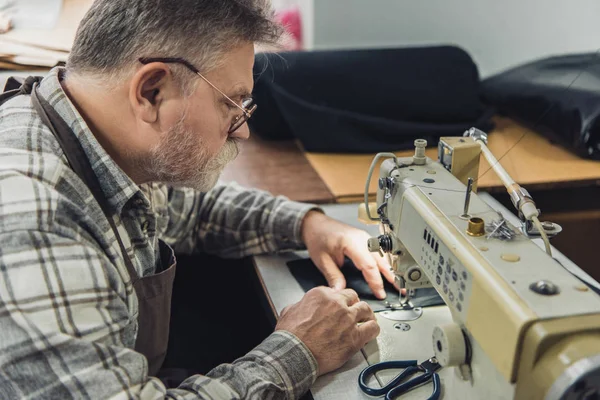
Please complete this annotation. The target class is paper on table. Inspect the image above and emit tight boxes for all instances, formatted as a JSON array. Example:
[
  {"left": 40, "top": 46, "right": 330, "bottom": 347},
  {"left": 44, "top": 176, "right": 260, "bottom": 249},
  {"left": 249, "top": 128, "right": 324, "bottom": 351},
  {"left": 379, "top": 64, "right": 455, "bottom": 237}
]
[
  {"left": 0, "top": 39, "right": 68, "bottom": 61},
  {"left": 1, "top": 0, "right": 62, "bottom": 30},
  {"left": 0, "top": 0, "right": 92, "bottom": 52},
  {"left": 0, "top": 59, "right": 47, "bottom": 70},
  {"left": 0, "top": 36, "right": 68, "bottom": 68}
]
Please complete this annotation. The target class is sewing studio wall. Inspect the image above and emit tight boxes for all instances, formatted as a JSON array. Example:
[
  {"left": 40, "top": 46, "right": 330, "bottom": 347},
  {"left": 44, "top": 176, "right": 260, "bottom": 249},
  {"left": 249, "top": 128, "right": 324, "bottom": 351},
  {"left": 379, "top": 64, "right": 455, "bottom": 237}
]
[{"left": 290, "top": 0, "right": 600, "bottom": 79}]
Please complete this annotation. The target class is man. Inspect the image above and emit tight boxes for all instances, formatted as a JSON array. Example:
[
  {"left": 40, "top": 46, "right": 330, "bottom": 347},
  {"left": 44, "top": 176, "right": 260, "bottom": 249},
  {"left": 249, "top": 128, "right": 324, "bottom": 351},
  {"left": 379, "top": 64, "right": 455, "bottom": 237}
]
[{"left": 0, "top": 0, "right": 396, "bottom": 398}]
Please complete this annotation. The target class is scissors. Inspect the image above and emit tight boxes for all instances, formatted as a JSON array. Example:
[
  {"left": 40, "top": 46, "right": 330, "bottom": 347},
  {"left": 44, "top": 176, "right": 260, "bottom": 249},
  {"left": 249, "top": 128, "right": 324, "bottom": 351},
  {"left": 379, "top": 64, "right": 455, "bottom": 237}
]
[{"left": 358, "top": 357, "right": 442, "bottom": 400}]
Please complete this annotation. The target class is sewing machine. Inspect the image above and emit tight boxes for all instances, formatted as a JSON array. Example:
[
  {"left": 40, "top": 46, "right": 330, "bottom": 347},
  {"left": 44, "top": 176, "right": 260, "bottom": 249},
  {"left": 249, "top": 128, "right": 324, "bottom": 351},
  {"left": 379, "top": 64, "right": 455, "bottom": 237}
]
[{"left": 360, "top": 129, "right": 600, "bottom": 399}]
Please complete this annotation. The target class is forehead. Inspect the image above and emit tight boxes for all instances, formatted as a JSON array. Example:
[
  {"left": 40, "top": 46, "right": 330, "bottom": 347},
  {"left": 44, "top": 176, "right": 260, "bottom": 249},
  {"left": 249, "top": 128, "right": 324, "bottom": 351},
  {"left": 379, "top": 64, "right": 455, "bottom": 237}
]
[{"left": 205, "top": 43, "right": 255, "bottom": 93}]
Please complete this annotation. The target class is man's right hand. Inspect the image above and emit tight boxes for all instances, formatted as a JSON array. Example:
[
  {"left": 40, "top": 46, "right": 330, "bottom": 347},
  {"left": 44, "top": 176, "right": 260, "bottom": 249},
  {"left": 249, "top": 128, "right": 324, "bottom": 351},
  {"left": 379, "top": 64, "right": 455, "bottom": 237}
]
[{"left": 275, "top": 287, "right": 380, "bottom": 376}]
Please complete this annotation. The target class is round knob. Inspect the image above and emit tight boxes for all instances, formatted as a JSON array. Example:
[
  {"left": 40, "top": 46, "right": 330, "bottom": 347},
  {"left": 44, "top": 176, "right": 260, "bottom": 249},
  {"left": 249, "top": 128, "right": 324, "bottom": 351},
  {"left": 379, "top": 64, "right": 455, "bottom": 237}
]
[
  {"left": 432, "top": 323, "right": 468, "bottom": 367},
  {"left": 413, "top": 139, "right": 427, "bottom": 165},
  {"left": 408, "top": 268, "right": 422, "bottom": 282},
  {"left": 367, "top": 237, "right": 381, "bottom": 252},
  {"left": 414, "top": 139, "right": 427, "bottom": 148}
]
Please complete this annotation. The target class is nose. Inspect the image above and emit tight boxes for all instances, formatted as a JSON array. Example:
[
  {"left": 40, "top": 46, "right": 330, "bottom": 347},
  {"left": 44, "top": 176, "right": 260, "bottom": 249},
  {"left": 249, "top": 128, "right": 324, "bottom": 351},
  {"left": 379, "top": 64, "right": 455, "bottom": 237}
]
[{"left": 230, "top": 122, "right": 250, "bottom": 140}]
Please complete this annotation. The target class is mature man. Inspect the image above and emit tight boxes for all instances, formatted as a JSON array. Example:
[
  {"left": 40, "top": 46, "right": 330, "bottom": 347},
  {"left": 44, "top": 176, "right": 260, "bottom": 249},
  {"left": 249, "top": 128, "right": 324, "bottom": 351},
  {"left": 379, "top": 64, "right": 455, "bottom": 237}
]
[{"left": 0, "top": 0, "right": 396, "bottom": 398}]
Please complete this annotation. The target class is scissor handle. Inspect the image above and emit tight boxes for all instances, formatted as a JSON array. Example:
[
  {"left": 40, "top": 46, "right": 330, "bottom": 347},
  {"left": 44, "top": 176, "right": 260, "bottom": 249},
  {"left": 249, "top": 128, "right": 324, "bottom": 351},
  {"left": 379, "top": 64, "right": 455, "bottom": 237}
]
[
  {"left": 358, "top": 360, "right": 418, "bottom": 397},
  {"left": 386, "top": 371, "right": 441, "bottom": 400}
]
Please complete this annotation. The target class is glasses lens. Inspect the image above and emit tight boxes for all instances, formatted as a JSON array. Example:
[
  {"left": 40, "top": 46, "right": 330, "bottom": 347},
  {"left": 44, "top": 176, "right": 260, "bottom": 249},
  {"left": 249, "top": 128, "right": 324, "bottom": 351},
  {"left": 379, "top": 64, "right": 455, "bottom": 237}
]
[
  {"left": 229, "top": 114, "right": 247, "bottom": 134},
  {"left": 228, "top": 101, "right": 257, "bottom": 134},
  {"left": 242, "top": 98, "right": 251, "bottom": 107}
]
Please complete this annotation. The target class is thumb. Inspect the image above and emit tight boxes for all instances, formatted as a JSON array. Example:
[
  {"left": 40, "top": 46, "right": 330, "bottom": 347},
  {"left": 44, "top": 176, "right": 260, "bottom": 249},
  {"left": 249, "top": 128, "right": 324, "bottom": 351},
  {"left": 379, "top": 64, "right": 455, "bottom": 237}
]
[{"left": 314, "top": 254, "right": 346, "bottom": 291}]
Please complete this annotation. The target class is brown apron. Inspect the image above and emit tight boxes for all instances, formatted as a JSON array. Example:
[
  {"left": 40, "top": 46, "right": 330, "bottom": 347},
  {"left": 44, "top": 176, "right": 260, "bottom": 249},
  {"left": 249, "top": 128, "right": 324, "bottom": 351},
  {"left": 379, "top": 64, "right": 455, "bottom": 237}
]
[{"left": 1, "top": 76, "right": 176, "bottom": 376}]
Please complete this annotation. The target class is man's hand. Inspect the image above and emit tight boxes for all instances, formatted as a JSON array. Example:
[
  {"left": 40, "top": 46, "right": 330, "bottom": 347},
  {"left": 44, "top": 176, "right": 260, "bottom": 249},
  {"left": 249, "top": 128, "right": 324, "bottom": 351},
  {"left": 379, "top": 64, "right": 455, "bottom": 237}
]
[
  {"left": 276, "top": 287, "right": 379, "bottom": 376},
  {"left": 301, "top": 211, "right": 396, "bottom": 299}
]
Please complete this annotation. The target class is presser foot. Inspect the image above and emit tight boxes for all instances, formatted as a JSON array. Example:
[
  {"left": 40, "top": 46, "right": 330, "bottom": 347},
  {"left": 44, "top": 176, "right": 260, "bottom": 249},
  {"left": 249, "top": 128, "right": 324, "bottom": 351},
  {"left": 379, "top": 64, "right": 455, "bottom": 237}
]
[
  {"left": 383, "top": 301, "right": 414, "bottom": 311},
  {"left": 379, "top": 287, "right": 423, "bottom": 321}
]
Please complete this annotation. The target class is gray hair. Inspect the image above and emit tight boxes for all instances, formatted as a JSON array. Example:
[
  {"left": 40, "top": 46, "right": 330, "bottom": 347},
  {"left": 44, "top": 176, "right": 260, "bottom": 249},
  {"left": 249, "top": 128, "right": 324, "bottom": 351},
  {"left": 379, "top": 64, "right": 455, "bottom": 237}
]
[{"left": 67, "top": 0, "right": 282, "bottom": 92}]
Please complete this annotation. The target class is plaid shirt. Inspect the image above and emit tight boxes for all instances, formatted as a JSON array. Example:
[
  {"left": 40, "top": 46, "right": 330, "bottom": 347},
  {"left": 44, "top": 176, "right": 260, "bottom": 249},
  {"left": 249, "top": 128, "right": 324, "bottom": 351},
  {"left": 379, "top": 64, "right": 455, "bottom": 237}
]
[{"left": 0, "top": 67, "right": 318, "bottom": 399}]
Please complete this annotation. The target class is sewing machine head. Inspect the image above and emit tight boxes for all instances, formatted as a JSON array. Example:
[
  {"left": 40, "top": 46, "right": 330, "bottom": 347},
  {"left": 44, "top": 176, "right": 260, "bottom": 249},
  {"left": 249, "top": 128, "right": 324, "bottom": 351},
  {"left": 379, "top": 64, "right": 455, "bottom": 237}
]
[{"left": 362, "top": 133, "right": 600, "bottom": 399}]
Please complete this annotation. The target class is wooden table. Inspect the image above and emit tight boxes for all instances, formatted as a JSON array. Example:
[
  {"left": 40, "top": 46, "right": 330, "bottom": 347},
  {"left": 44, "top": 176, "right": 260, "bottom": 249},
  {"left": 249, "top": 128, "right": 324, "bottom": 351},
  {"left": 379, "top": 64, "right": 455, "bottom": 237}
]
[{"left": 221, "top": 133, "right": 335, "bottom": 203}]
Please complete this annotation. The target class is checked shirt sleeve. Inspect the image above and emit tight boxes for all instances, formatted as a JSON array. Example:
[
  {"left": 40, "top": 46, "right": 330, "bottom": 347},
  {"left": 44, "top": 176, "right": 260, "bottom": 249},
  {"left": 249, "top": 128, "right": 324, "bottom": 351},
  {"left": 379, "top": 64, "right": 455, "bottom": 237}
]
[
  {"left": 0, "top": 229, "right": 318, "bottom": 399},
  {"left": 162, "top": 182, "right": 320, "bottom": 257}
]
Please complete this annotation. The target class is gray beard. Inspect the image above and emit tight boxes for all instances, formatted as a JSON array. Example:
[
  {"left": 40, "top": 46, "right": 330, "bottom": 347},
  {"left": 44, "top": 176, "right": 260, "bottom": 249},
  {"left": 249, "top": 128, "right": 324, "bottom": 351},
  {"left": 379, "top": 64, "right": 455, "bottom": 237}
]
[{"left": 140, "top": 115, "right": 239, "bottom": 191}]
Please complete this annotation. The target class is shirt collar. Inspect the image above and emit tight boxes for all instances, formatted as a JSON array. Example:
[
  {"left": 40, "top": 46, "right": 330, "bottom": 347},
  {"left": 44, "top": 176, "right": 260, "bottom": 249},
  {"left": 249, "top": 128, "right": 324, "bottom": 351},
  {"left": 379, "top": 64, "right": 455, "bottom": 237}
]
[{"left": 36, "top": 67, "right": 150, "bottom": 213}]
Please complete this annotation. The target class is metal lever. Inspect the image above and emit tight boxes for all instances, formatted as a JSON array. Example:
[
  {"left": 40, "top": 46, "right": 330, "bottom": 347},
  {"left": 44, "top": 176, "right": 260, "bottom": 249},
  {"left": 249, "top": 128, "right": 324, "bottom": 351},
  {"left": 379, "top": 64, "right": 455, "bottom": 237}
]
[{"left": 523, "top": 220, "right": 563, "bottom": 239}]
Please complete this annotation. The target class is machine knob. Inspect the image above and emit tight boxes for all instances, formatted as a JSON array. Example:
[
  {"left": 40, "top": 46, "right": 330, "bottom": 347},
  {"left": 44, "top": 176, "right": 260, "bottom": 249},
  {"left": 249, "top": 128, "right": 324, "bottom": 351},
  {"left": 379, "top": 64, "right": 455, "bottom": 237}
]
[
  {"left": 367, "top": 234, "right": 393, "bottom": 253},
  {"left": 367, "top": 237, "right": 381, "bottom": 252},
  {"left": 378, "top": 177, "right": 395, "bottom": 190},
  {"left": 408, "top": 268, "right": 422, "bottom": 282},
  {"left": 432, "top": 323, "right": 468, "bottom": 367}
]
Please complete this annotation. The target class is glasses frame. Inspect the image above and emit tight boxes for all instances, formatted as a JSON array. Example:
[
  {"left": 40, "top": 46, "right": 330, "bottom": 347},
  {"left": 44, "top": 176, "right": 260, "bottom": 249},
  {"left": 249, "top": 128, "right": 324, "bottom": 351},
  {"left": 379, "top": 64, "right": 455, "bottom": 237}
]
[{"left": 139, "top": 57, "right": 257, "bottom": 134}]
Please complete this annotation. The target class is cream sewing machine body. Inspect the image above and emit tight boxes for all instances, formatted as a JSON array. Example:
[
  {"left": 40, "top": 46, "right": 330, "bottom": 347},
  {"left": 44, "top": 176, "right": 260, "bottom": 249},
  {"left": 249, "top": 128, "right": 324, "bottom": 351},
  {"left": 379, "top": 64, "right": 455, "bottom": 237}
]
[{"left": 360, "top": 131, "right": 600, "bottom": 399}]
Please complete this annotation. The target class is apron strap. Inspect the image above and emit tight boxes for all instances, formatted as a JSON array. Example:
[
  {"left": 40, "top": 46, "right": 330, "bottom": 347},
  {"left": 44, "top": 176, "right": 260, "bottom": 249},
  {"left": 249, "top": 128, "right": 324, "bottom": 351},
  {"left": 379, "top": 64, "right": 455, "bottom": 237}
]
[
  {"left": 0, "top": 76, "right": 44, "bottom": 106},
  {"left": 29, "top": 84, "right": 140, "bottom": 282}
]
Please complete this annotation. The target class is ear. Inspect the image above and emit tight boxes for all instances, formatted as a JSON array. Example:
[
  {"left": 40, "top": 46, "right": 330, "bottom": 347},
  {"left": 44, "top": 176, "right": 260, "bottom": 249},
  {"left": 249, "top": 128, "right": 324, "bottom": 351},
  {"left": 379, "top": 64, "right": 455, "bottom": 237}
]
[{"left": 129, "top": 63, "right": 172, "bottom": 124}]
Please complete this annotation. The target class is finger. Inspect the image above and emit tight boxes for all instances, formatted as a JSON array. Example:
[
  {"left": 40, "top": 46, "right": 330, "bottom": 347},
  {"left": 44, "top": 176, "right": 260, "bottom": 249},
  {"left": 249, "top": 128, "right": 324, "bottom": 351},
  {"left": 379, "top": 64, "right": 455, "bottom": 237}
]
[
  {"left": 337, "top": 288, "right": 360, "bottom": 306},
  {"left": 314, "top": 253, "right": 346, "bottom": 291},
  {"left": 357, "top": 320, "right": 381, "bottom": 345},
  {"left": 375, "top": 253, "right": 396, "bottom": 286},
  {"left": 351, "top": 301, "right": 375, "bottom": 323},
  {"left": 345, "top": 246, "right": 386, "bottom": 299},
  {"left": 280, "top": 305, "right": 291, "bottom": 317}
]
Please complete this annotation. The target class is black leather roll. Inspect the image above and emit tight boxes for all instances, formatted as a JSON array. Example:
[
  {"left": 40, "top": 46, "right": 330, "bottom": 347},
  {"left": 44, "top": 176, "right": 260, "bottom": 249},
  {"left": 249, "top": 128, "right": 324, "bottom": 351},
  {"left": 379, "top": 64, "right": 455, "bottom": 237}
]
[
  {"left": 482, "top": 52, "right": 600, "bottom": 159},
  {"left": 250, "top": 46, "right": 494, "bottom": 153}
]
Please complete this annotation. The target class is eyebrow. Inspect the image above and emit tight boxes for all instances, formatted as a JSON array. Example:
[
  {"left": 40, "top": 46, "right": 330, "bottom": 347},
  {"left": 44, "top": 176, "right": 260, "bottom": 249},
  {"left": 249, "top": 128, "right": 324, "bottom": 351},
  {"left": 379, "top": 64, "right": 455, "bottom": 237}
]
[{"left": 227, "top": 86, "right": 252, "bottom": 101}]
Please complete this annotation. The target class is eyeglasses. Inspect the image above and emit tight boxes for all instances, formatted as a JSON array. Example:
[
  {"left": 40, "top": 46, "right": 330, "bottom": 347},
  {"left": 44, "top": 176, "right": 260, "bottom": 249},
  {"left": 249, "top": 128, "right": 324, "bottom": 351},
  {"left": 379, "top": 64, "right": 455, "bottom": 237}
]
[{"left": 139, "top": 57, "right": 257, "bottom": 134}]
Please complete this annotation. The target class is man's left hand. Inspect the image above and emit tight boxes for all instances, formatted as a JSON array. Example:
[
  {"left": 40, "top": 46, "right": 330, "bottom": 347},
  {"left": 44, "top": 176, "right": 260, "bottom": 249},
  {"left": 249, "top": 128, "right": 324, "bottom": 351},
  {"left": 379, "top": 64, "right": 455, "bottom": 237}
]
[{"left": 301, "top": 210, "right": 396, "bottom": 299}]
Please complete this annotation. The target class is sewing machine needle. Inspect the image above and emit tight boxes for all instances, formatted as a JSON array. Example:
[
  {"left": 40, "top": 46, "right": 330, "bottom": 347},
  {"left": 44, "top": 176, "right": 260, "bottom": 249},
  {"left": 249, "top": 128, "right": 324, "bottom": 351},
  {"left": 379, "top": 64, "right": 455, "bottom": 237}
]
[{"left": 462, "top": 177, "right": 474, "bottom": 217}]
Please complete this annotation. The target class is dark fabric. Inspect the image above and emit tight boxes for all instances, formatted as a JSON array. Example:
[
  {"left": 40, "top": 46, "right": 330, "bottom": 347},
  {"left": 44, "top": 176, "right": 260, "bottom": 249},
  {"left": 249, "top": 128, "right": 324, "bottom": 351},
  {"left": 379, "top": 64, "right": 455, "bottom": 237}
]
[
  {"left": 481, "top": 52, "right": 600, "bottom": 159},
  {"left": 160, "top": 253, "right": 314, "bottom": 400},
  {"left": 161, "top": 254, "right": 273, "bottom": 377},
  {"left": 2, "top": 79, "right": 177, "bottom": 377},
  {"left": 287, "top": 258, "right": 444, "bottom": 311},
  {"left": 249, "top": 46, "right": 494, "bottom": 152}
]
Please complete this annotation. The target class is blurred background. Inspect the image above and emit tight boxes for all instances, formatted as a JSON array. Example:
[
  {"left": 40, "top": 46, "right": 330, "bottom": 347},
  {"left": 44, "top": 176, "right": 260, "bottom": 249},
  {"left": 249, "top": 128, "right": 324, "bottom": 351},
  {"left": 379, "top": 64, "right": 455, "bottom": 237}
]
[{"left": 1, "top": 0, "right": 600, "bottom": 284}]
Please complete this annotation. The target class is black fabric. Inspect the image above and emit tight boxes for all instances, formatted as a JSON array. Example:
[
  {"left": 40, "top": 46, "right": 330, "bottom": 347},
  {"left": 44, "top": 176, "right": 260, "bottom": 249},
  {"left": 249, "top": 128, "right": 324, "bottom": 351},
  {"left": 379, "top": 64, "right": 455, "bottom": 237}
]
[
  {"left": 481, "top": 52, "right": 600, "bottom": 159},
  {"left": 287, "top": 257, "right": 444, "bottom": 312},
  {"left": 249, "top": 46, "right": 494, "bottom": 153},
  {"left": 162, "top": 254, "right": 273, "bottom": 377}
]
